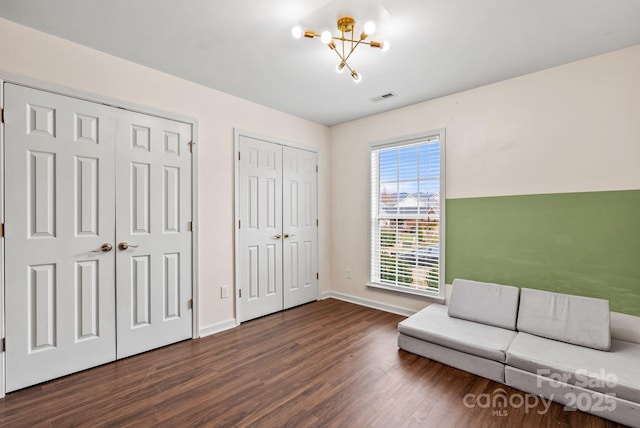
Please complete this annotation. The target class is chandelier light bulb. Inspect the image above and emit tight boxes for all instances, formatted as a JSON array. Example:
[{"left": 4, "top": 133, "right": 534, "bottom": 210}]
[
  {"left": 291, "top": 25, "right": 303, "bottom": 39},
  {"left": 363, "top": 21, "right": 376, "bottom": 36},
  {"left": 321, "top": 31, "right": 333, "bottom": 44},
  {"left": 336, "top": 62, "right": 346, "bottom": 73},
  {"left": 351, "top": 70, "right": 362, "bottom": 83},
  {"left": 381, "top": 41, "right": 390, "bottom": 52}
]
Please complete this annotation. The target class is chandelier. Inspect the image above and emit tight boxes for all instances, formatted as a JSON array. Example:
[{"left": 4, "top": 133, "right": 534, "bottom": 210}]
[{"left": 292, "top": 16, "right": 390, "bottom": 83}]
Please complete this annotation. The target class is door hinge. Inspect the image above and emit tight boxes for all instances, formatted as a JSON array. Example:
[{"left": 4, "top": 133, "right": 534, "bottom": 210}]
[
  {"left": 188, "top": 221, "right": 193, "bottom": 231},
  {"left": 1, "top": 338, "right": 5, "bottom": 352},
  {"left": 187, "top": 299, "right": 193, "bottom": 309},
  {"left": 238, "top": 220, "right": 241, "bottom": 229},
  {"left": 0, "top": 108, "right": 4, "bottom": 124},
  {"left": 0, "top": 223, "right": 4, "bottom": 238},
  {"left": 239, "top": 289, "right": 242, "bottom": 298},
  {"left": 238, "top": 152, "right": 241, "bottom": 161},
  {"left": 188, "top": 141, "right": 195, "bottom": 153},
  {"left": 316, "top": 272, "right": 319, "bottom": 280},
  {"left": 316, "top": 219, "right": 319, "bottom": 227}
]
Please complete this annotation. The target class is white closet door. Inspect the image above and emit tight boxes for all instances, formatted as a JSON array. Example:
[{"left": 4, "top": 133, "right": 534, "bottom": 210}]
[
  {"left": 282, "top": 147, "right": 318, "bottom": 309},
  {"left": 237, "top": 136, "right": 283, "bottom": 322},
  {"left": 114, "top": 110, "right": 193, "bottom": 359},
  {"left": 4, "top": 84, "right": 117, "bottom": 392}
]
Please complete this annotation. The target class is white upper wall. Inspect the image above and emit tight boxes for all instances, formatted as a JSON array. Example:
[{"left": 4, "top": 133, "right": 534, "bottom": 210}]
[
  {"left": 333, "top": 45, "right": 640, "bottom": 200},
  {"left": 329, "top": 45, "right": 640, "bottom": 312},
  {"left": 0, "top": 17, "right": 332, "bottom": 331}
]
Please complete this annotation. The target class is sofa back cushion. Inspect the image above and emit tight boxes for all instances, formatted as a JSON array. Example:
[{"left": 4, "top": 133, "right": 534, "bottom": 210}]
[
  {"left": 448, "top": 279, "right": 520, "bottom": 330},
  {"left": 517, "top": 288, "right": 611, "bottom": 351}
]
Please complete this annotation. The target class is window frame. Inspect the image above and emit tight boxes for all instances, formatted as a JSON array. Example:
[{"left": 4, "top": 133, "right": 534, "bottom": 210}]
[{"left": 368, "top": 130, "right": 446, "bottom": 302}]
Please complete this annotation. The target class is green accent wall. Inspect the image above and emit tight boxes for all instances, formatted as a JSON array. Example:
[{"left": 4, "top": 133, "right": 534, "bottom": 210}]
[{"left": 446, "top": 190, "right": 640, "bottom": 316}]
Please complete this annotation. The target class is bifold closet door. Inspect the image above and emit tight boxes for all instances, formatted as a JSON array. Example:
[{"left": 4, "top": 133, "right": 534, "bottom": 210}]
[
  {"left": 282, "top": 147, "right": 318, "bottom": 309},
  {"left": 3, "top": 83, "right": 194, "bottom": 392},
  {"left": 114, "top": 109, "right": 193, "bottom": 359},
  {"left": 237, "top": 136, "right": 283, "bottom": 322},
  {"left": 4, "top": 84, "right": 117, "bottom": 392},
  {"left": 237, "top": 136, "right": 318, "bottom": 323}
]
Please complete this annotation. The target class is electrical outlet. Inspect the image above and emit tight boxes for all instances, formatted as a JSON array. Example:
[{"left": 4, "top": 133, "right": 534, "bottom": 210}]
[
  {"left": 221, "top": 285, "right": 229, "bottom": 299},
  {"left": 347, "top": 268, "right": 352, "bottom": 279}
]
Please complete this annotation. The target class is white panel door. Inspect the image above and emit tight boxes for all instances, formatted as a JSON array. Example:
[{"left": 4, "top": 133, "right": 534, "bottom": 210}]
[
  {"left": 114, "top": 110, "right": 193, "bottom": 359},
  {"left": 282, "top": 147, "right": 318, "bottom": 309},
  {"left": 4, "top": 84, "right": 117, "bottom": 392},
  {"left": 237, "top": 136, "right": 283, "bottom": 322}
]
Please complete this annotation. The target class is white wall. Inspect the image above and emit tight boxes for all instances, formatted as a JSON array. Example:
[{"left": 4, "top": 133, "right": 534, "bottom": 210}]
[
  {"left": 0, "top": 17, "right": 332, "bottom": 332},
  {"left": 2, "top": 15, "right": 639, "bottom": 329},
  {"left": 329, "top": 45, "right": 640, "bottom": 313}
]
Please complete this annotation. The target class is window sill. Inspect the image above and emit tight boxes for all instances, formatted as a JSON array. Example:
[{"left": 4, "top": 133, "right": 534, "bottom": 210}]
[{"left": 366, "top": 282, "right": 445, "bottom": 304}]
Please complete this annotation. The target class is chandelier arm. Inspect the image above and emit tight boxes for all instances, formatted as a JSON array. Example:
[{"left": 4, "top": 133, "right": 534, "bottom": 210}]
[
  {"left": 344, "top": 62, "right": 355, "bottom": 74},
  {"left": 332, "top": 36, "right": 376, "bottom": 46},
  {"left": 331, "top": 46, "right": 347, "bottom": 65},
  {"left": 343, "top": 39, "right": 363, "bottom": 64},
  {"left": 333, "top": 48, "right": 356, "bottom": 76}
]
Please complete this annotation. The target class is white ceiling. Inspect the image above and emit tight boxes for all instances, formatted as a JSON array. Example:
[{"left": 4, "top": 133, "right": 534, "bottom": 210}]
[{"left": 1, "top": 0, "right": 640, "bottom": 126}]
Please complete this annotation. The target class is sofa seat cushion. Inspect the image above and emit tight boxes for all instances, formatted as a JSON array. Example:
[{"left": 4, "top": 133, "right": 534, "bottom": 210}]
[
  {"left": 507, "top": 332, "right": 640, "bottom": 404},
  {"left": 398, "top": 304, "right": 518, "bottom": 363},
  {"left": 448, "top": 279, "right": 520, "bottom": 330}
]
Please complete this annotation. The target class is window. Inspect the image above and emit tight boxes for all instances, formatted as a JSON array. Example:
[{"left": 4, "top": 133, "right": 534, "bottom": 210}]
[{"left": 369, "top": 131, "right": 445, "bottom": 300}]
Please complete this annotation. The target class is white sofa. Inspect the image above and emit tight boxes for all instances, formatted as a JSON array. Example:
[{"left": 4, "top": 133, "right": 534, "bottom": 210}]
[{"left": 397, "top": 279, "right": 640, "bottom": 427}]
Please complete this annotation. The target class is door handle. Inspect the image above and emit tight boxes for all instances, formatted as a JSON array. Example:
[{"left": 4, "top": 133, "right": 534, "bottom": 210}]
[
  {"left": 118, "top": 242, "right": 140, "bottom": 251},
  {"left": 273, "top": 234, "right": 282, "bottom": 240},
  {"left": 284, "top": 234, "right": 296, "bottom": 239},
  {"left": 93, "top": 243, "right": 113, "bottom": 253}
]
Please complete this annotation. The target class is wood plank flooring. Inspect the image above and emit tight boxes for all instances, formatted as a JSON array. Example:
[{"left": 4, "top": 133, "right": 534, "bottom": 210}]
[{"left": 0, "top": 299, "right": 624, "bottom": 427}]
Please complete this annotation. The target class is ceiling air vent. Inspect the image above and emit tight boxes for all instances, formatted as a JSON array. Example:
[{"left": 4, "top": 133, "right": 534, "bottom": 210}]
[{"left": 370, "top": 92, "right": 396, "bottom": 102}]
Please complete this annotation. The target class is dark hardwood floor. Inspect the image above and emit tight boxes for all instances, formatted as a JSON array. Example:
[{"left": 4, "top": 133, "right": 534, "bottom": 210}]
[{"left": 0, "top": 299, "right": 624, "bottom": 427}]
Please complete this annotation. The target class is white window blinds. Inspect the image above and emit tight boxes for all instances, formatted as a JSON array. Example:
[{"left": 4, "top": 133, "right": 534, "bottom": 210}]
[{"left": 370, "top": 133, "right": 444, "bottom": 298}]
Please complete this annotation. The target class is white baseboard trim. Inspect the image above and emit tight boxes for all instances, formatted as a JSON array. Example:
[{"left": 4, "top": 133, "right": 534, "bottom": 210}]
[
  {"left": 196, "top": 306, "right": 640, "bottom": 344},
  {"left": 199, "top": 318, "right": 238, "bottom": 338},
  {"left": 321, "top": 291, "right": 416, "bottom": 317}
]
